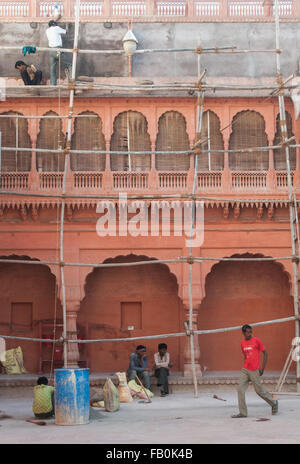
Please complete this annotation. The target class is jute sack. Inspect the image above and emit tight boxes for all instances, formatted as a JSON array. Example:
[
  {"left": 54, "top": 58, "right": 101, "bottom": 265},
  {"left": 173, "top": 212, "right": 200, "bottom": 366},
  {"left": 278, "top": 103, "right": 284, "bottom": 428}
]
[
  {"left": 116, "top": 372, "right": 133, "bottom": 403},
  {"left": 103, "top": 378, "right": 120, "bottom": 412}
]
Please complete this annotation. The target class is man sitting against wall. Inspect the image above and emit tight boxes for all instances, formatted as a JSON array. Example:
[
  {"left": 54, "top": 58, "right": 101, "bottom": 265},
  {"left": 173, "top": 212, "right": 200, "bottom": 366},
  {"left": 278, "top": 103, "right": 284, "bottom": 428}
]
[
  {"left": 127, "top": 345, "right": 151, "bottom": 391},
  {"left": 154, "top": 343, "right": 173, "bottom": 397}
]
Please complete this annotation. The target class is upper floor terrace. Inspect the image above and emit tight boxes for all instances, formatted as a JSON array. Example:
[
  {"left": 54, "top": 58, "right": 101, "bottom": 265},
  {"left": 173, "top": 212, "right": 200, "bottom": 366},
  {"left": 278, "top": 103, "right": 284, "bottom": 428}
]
[{"left": 0, "top": 0, "right": 298, "bottom": 22}]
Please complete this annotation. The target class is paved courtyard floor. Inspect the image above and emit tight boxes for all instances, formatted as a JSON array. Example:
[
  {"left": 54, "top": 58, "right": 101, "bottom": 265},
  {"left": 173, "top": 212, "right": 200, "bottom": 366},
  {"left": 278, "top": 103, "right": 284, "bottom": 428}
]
[{"left": 0, "top": 387, "right": 299, "bottom": 444}]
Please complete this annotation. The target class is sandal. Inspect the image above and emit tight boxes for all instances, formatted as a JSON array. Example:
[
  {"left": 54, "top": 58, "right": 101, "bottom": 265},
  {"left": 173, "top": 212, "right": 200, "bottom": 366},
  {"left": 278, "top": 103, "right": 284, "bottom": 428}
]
[{"left": 231, "top": 413, "right": 247, "bottom": 418}]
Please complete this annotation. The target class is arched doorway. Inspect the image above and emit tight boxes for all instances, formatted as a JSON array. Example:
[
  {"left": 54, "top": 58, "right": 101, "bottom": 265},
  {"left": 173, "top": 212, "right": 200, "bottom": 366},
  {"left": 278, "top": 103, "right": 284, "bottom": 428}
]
[
  {"left": 78, "top": 254, "right": 184, "bottom": 372},
  {"left": 198, "top": 254, "right": 294, "bottom": 371},
  {"left": 0, "top": 256, "right": 62, "bottom": 373}
]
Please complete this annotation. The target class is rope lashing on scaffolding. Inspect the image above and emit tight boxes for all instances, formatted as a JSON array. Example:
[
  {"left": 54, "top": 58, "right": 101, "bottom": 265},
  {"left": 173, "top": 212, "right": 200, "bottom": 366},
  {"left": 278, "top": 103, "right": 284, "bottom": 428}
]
[{"left": 22, "top": 46, "right": 36, "bottom": 56}]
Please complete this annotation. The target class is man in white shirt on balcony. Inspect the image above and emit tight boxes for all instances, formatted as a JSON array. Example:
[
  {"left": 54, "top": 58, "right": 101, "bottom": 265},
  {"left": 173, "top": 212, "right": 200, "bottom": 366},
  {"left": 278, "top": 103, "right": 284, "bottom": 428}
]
[{"left": 46, "top": 20, "right": 72, "bottom": 86}]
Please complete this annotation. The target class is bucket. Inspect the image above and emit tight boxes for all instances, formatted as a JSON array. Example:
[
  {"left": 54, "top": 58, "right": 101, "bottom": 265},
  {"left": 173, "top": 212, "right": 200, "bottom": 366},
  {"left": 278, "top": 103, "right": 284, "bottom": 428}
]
[{"left": 54, "top": 368, "right": 89, "bottom": 426}]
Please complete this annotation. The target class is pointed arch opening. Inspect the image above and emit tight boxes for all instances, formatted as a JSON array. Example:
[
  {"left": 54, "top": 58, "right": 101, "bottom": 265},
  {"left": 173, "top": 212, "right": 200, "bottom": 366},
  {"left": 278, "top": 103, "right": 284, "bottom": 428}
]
[
  {"left": 110, "top": 111, "right": 151, "bottom": 171},
  {"left": 229, "top": 111, "right": 269, "bottom": 170},
  {"left": 198, "top": 253, "right": 294, "bottom": 371},
  {"left": 0, "top": 111, "right": 31, "bottom": 172},
  {"left": 273, "top": 111, "right": 296, "bottom": 170},
  {"left": 36, "top": 111, "right": 65, "bottom": 172},
  {"left": 0, "top": 255, "right": 62, "bottom": 373},
  {"left": 198, "top": 110, "right": 224, "bottom": 170},
  {"left": 78, "top": 254, "right": 184, "bottom": 372},
  {"left": 71, "top": 111, "right": 106, "bottom": 171},
  {"left": 155, "top": 111, "right": 190, "bottom": 171}
]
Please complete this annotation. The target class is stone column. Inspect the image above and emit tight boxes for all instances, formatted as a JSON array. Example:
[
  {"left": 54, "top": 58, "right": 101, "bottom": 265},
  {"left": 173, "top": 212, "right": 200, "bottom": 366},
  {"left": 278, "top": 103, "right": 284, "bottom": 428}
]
[
  {"left": 66, "top": 301, "right": 80, "bottom": 368},
  {"left": 183, "top": 304, "right": 201, "bottom": 377}
]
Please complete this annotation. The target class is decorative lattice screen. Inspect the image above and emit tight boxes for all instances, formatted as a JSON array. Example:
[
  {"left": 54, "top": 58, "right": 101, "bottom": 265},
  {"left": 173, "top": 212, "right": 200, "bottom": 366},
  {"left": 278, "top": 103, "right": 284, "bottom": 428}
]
[
  {"left": 110, "top": 111, "right": 151, "bottom": 171},
  {"left": 155, "top": 111, "right": 190, "bottom": 171},
  {"left": 198, "top": 110, "right": 224, "bottom": 171},
  {"left": 0, "top": 111, "right": 31, "bottom": 172},
  {"left": 71, "top": 111, "right": 106, "bottom": 171},
  {"left": 36, "top": 111, "right": 65, "bottom": 172},
  {"left": 273, "top": 111, "right": 296, "bottom": 170},
  {"left": 229, "top": 110, "right": 269, "bottom": 171}
]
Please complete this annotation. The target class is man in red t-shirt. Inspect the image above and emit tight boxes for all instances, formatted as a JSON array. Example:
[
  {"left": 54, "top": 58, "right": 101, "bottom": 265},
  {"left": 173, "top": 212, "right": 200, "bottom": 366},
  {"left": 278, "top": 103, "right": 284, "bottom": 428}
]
[{"left": 232, "top": 324, "right": 278, "bottom": 418}]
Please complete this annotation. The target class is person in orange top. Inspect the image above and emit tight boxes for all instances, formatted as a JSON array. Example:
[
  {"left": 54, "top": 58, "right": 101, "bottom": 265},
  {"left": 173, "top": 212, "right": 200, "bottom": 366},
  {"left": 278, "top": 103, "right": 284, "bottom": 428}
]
[{"left": 232, "top": 324, "right": 278, "bottom": 418}]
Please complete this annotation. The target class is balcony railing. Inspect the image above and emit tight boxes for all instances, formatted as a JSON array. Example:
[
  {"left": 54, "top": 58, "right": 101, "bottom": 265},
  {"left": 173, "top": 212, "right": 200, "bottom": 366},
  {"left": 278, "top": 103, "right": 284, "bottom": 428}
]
[
  {"left": 1, "top": 0, "right": 298, "bottom": 20},
  {"left": 0, "top": 166, "right": 298, "bottom": 197}
]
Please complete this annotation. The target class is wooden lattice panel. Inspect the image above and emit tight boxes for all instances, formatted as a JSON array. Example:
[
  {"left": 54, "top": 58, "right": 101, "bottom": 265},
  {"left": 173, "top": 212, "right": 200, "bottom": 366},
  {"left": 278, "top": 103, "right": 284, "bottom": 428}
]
[
  {"left": 36, "top": 111, "right": 65, "bottom": 172},
  {"left": 110, "top": 111, "right": 151, "bottom": 171},
  {"left": 71, "top": 111, "right": 106, "bottom": 171},
  {"left": 198, "top": 110, "right": 224, "bottom": 171},
  {"left": 273, "top": 111, "right": 296, "bottom": 171},
  {"left": 0, "top": 111, "right": 31, "bottom": 172},
  {"left": 229, "top": 110, "right": 269, "bottom": 171},
  {"left": 155, "top": 111, "right": 190, "bottom": 171}
]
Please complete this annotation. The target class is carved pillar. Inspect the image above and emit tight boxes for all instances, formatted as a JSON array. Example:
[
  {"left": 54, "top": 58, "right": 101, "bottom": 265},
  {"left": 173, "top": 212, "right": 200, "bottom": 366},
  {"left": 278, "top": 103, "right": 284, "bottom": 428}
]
[
  {"left": 66, "top": 304, "right": 80, "bottom": 368},
  {"left": 149, "top": 141, "right": 159, "bottom": 190},
  {"left": 183, "top": 304, "right": 201, "bottom": 377},
  {"left": 223, "top": 139, "right": 231, "bottom": 193},
  {"left": 28, "top": 119, "right": 39, "bottom": 190}
]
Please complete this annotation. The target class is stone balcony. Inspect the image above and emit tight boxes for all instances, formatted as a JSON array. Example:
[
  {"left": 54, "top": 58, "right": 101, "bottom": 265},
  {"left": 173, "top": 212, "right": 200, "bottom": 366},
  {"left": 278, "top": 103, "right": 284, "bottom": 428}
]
[
  {"left": 0, "top": 0, "right": 298, "bottom": 22},
  {"left": 0, "top": 166, "right": 297, "bottom": 200}
]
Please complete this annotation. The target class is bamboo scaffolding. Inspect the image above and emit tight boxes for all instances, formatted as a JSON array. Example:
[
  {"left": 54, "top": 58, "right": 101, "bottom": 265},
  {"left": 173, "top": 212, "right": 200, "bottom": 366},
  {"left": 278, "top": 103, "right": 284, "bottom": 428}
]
[
  {"left": 0, "top": 45, "right": 280, "bottom": 55},
  {"left": 274, "top": 0, "right": 300, "bottom": 392},
  {"left": 0, "top": 314, "right": 296, "bottom": 344},
  {"left": 0, "top": 8, "right": 298, "bottom": 392},
  {"left": 0, "top": 191, "right": 294, "bottom": 203},
  {"left": 0, "top": 256, "right": 294, "bottom": 269}
]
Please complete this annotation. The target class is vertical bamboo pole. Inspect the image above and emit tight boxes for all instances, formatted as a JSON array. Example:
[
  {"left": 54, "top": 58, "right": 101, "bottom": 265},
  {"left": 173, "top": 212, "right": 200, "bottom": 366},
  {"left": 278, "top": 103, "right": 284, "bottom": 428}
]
[
  {"left": 61, "top": 0, "right": 81, "bottom": 368},
  {"left": 187, "top": 35, "right": 205, "bottom": 399},
  {"left": 274, "top": 0, "right": 300, "bottom": 391}
]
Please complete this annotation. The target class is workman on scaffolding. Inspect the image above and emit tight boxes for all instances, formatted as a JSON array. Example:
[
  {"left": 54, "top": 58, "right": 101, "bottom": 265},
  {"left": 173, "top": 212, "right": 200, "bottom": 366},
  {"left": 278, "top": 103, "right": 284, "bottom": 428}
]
[
  {"left": 46, "top": 19, "right": 72, "bottom": 86},
  {"left": 15, "top": 61, "right": 43, "bottom": 86}
]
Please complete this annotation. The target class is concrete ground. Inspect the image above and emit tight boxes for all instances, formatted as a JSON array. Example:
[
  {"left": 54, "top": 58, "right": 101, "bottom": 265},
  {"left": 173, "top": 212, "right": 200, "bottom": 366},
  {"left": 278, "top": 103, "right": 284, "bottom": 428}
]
[{"left": 0, "top": 387, "right": 299, "bottom": 444}]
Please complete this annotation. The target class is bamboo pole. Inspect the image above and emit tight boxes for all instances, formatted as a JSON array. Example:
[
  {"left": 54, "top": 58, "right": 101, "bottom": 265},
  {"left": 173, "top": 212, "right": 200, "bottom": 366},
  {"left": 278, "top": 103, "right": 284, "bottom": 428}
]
[
  {"left": 0, "top": 190, "right": 294, "bottom": 202},
  {"left": 274, "top": 0, "right": 300, "bottom": 392},
  {"left": 0, "top": 45, "right": 280, "bottom": 54},
  {"left": 0, "top": 256, "right": 294, "bottom": 269},
  {"left": 59, "top": 0, "right": 81, "bottom": 368},
  {"left": 0, "top": 315, "right": 296, "bottom": 344}
]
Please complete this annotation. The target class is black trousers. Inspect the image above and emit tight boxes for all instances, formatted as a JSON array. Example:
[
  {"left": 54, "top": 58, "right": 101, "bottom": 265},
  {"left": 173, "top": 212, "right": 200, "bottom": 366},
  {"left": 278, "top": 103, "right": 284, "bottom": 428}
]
[
  {"left": 21, "top": 69, "right": 43, "bottom": 86},
  {"left": 155, "top": 367, "right": 169, "bottom": 394}
]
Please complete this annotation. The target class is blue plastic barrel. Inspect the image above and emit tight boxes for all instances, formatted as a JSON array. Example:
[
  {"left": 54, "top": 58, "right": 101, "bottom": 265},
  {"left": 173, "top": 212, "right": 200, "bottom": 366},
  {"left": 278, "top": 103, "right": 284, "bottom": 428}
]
[{"left": 54, "top": 368, "right": 89, "bottom": 426}]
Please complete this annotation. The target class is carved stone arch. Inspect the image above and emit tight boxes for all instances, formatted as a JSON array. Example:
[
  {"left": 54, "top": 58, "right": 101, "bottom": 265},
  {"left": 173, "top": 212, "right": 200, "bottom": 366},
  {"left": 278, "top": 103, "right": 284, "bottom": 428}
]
[
  {"left": 273, "top": 111, "right": 296, "bottom": 170},
  {"left": 198, "top": 252, "right": 294, "bottom": 371},
  {"left": 0, "top": 254, "right": 63, "bottom": 372},
  {"left": 229, "top": 110, "right": 269, "bottom": 170},
  {"left": 71, "top": 110, "right": 106, "bottom": 171},
  {"left": 78, "top": 253, "right": 185, "bottom": 372},
  {"left": 198, "top": 110, "right": 224, "bottom": 171},
  {"left": 36, "top": 110, "right": 65, "bottom": 171},
  {"left": 0, "top": 111, "right": 31, "bottom": 171},
  {"left": 155, "top": 111, "right": 190, "bottom": 171},
  {"left": 110, "top": 111, "right": 151, "bottom": 171}
]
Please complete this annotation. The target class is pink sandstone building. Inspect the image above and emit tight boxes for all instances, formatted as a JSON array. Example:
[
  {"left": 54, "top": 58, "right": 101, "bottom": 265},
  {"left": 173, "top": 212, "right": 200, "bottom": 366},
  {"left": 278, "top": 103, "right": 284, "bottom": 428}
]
[{"left": 0, "top": 0, "right": 299, "bottom": 380}]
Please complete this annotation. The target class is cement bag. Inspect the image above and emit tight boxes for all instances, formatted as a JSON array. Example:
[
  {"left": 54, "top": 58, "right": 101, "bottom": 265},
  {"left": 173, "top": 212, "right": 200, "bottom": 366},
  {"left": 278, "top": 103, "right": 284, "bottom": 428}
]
[
  {"left": 103, "top": 378, "right": 120, "bottom": 412},
  {"left": 128, "top": 379, "right": 154, "bottom": 400},
  {"left": 116, "top": 372, "right": 133, "bottom": 403},
  {"left": 2, "top": 346, "right": 27, "bottom": 375}
]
